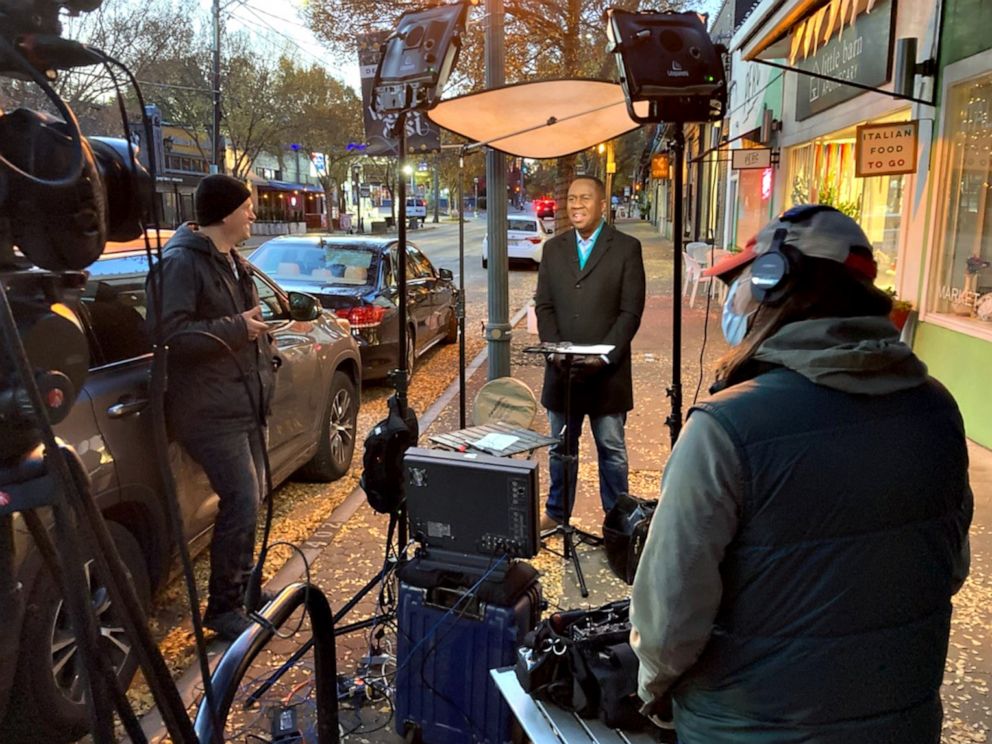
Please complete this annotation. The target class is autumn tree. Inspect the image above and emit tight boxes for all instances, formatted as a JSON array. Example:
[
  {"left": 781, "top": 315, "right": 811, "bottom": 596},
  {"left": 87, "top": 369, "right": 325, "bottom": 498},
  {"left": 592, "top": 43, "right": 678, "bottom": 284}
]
[
  {"left": 276, "top": 59, "right": 365, "bottom": 220},
  {"left": 0, "top": 0, "right": 198, "bottom": 136}
]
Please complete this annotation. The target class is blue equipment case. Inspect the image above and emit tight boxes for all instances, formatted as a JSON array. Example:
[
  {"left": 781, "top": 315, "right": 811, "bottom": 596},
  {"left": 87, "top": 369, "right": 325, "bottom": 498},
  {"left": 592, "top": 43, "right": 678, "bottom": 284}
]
[{"left": 395, "top": 561, "right": 541, "bottom": 744}]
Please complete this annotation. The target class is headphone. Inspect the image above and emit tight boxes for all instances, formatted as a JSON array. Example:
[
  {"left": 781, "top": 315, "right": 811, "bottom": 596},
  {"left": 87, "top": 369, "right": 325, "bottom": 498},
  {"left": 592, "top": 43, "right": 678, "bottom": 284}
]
[{"left": 749, "top": 204, "right": 840, "bottom": 305}]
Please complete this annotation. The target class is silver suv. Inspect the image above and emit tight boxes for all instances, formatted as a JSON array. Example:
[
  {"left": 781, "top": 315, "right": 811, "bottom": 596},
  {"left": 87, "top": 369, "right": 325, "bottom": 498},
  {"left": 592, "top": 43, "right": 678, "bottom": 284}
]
[{"left": 0, "top": 248, "right": 361, "bottom": 742}]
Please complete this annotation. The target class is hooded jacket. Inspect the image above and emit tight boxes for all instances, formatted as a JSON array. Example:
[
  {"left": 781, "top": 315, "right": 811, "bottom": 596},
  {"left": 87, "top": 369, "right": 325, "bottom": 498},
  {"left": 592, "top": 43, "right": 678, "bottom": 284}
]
[
  {"left": 145, "top": 224, "right": 277, "bottom": 439},
  {"left": 630, "top": 317, "right": 972, "bottom": 744}
]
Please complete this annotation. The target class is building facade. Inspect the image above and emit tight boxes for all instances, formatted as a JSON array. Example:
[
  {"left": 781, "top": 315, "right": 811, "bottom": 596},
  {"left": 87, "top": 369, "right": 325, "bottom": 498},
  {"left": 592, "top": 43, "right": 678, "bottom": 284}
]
[{"left": 709, "top": 0, "right": 990, "bottom": 446}]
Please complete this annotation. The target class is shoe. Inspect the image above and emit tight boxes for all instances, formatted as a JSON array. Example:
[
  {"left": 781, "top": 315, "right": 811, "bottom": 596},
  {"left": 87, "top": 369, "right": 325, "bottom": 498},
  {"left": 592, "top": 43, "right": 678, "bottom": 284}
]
[
  {"left": 540, "top": 512, "right": 561, "bottom": 532},
  {"left": 203, "top": 609, "right": 253, "bottom": 642}
]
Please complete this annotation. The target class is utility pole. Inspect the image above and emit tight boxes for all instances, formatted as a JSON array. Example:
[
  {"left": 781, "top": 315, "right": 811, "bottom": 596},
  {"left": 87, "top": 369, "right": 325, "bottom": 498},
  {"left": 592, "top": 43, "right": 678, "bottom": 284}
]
[
  {"left": 432, "top": 152, "right": 440, "bottom": 223},
  {"left": 484, "top": 0, "right": 510, "bottom": 379},
  {"left": 211, "top": 0, "right": 222, "bottom": 174}
]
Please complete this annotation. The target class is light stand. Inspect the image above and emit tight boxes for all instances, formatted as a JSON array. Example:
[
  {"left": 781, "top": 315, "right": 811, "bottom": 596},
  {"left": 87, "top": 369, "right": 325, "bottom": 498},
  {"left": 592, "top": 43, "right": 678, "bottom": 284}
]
[
  {"left": 607, "top": 8, "right": 727, "bottom": 445},
  {"left": 458, "top": 148, "right": 467, "bottom": 428}
]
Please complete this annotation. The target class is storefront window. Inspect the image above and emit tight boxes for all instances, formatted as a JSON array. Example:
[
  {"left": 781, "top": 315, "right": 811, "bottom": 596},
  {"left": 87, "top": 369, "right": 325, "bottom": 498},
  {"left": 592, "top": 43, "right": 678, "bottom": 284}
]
[
  {"left": 929, "top": 73, "right": 992, "bottom": 328},
  {"left": 787, "top": 112, "right": 910, "bottom": 292}
]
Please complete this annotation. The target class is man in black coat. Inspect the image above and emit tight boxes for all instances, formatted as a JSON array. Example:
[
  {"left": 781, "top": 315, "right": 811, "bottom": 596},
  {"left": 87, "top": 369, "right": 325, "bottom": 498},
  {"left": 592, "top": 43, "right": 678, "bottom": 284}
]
[
  {"left": 146, "top": 175, "right": 277, "bottom": 640},
  {"left": 535, "top": 175, "right": 646, "bottom": 530}
]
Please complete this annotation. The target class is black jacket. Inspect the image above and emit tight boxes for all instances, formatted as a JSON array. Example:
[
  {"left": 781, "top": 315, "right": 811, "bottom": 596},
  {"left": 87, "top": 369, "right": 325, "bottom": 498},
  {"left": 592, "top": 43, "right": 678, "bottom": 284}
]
[
  {"left": 145, "top": 224, "right": 277, "bottom": 439},
  {"left": 535, "top": 223, "right": 645, "bottom": 415}
]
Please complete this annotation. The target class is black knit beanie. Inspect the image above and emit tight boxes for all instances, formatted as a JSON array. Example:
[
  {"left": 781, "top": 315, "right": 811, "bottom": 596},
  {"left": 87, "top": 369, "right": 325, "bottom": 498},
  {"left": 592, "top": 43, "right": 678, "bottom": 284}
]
[{"left": 195, "top": 175, "right": 252, "bottom": 226}]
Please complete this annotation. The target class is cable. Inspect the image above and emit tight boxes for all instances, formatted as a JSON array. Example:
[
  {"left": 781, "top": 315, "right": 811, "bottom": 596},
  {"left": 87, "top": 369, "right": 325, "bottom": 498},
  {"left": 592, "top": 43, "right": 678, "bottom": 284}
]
[{"left": 246, "top": 540, "right": 313, "bottom": 640}]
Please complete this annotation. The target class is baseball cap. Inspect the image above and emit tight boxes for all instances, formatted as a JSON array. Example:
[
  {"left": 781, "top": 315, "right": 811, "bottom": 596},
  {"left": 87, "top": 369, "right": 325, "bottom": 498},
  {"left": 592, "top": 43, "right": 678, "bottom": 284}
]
[{"left": 703, "top": 205, "right": 877, "bottom": 283}]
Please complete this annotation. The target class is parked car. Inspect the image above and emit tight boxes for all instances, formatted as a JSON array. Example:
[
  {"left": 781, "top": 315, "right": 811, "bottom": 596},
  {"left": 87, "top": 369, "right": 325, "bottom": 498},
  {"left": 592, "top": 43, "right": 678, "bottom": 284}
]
[
  {"left": 250, "top": 235, "right": 459, "bottom": 381},
  {"left": 482, "top": 214, "right": 553, "bottom": 268},
  {"left": 0, "top": 246, "right": 361, "bottom": 742}
]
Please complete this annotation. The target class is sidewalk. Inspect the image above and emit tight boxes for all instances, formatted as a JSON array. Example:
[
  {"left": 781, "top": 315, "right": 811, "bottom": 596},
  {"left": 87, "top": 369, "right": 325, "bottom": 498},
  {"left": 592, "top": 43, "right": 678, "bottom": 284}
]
[{"left": 158, "top": 219, "right": 991, "bottom": 742}]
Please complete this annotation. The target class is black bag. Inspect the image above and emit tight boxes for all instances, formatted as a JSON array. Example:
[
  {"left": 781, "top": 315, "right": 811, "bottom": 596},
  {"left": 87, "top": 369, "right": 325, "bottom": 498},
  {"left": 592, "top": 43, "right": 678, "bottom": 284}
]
[
  {"left": 603, "top": 494, "right": 657, "bottom": 584},
  {"left": 360, "top": 395, "right": 418, "bottom": 514},
  {"left": 515, "top": 599, "right": 650, "bottom": 730}
]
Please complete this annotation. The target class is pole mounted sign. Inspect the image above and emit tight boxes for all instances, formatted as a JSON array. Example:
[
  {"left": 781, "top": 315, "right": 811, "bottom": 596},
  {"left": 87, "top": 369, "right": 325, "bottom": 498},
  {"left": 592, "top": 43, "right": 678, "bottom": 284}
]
[
  {"left": 855, "top": 120, "right": 918, "bottom": 177},
  {"left": 651, "top": 154, "right": 670, "bottom": 178},
  {"left": 732, "top": 148, "right": 772, "bottom": 170}
]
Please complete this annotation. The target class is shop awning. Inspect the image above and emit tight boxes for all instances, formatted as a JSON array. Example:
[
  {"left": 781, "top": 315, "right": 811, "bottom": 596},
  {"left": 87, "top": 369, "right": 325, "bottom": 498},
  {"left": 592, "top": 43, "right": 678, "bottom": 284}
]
[
  {"left": 263, "top": 180, "right": 323, "bottom": 194},
  {"left": 741, "top": 0, "right": 876, "bottom": 62}
]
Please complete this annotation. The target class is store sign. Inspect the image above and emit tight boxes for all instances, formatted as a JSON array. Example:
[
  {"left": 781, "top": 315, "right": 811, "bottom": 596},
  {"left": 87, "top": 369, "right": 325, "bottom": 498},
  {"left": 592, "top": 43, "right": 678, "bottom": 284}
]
[
  {"left": 795, "top": 0, "right": 893, "bottom": 121},
  {"left": 855, "top": 121, "right": 918, "bottom": 177},
  {"left": 651, "top": 154, "right": 670, "bottom": 179},
  {"left": 732, "top": 148, "right": 772, "bottom": 170}
]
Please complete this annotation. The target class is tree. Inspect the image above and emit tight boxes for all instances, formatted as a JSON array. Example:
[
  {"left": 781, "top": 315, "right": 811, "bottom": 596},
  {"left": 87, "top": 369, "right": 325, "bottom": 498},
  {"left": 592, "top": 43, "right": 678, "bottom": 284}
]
[
  {"left": 0, "top": 0, "right": 198, "bottom": 136},
  {"left": 276, "top": 59, "right": 365, "bottom": 222},
  {"left": 303, "top": 0, "right": 692, "bottom": 231}
]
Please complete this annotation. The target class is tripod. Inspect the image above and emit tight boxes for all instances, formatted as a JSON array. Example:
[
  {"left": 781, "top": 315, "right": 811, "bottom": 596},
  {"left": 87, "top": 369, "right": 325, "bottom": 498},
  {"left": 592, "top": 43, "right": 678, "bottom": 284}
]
[{"left": 526, "top": 343, "right": 611, "bottom": 598}]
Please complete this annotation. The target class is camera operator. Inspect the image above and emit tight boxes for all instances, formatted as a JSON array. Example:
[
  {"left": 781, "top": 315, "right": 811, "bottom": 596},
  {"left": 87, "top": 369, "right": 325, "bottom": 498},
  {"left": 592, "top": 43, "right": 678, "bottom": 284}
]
[
  {"left": 146, "top": 174, "right": 277, "bottom": 641},
  {"left": 629, "top": 206, "right": 973, "bottom": 743}
]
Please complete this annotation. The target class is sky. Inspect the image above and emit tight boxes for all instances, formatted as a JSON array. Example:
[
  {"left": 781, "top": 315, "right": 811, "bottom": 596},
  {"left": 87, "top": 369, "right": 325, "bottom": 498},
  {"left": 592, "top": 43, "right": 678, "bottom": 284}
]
[
  {"left": 206, "top": 0, "right": 363, "bottom": 92},
  {"left": 204, "top": 0, "right": 726, "bottom": 97}
]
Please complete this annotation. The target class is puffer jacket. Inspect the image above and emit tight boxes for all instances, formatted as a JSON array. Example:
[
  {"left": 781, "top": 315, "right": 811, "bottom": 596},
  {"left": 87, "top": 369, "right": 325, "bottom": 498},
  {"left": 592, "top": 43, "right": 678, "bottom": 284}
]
[
  {"left": 630, "top": 316, "right": 973, "bottom": 744},
  {"left": 145, "top": 224, "right": 277, "bottom": 439}
]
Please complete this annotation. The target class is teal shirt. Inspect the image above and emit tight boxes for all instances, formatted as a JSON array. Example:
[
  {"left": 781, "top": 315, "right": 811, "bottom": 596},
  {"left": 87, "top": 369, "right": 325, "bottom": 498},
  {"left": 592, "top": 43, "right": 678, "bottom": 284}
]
[{"left": 576, "top": 220, "right": 605, "bottom": 270}]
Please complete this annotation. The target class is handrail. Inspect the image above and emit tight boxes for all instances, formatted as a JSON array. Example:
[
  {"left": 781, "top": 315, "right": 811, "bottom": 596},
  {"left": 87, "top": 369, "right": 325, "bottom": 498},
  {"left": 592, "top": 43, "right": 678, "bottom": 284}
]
[{"left": 193, "top": 582, "right": 339, "bottom": 743}]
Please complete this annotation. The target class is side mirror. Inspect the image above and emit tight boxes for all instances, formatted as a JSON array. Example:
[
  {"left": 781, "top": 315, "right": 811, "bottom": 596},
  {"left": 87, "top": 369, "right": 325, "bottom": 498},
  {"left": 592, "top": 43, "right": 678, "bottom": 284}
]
[
  {"left": 438, "top": 267, "right": 454, "bottom": 281},
  {"left": 288, "top": 291, "right": 321, "bottom": 321}
]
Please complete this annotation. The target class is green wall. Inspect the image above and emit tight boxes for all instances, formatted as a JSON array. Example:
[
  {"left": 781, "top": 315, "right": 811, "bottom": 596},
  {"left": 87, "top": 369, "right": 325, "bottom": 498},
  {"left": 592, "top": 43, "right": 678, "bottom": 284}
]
[
  {"left": 941, "top": 0, "right": 992, "bottom": 68},
  {"left": 914, "top": 323, "right": 992, "bottom": 447}
]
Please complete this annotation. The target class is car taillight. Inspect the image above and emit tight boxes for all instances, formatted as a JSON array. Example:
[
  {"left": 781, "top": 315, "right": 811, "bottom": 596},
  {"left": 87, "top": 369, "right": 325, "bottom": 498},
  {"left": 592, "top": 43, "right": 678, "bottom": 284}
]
[
  {"left": 335, "top": 305, "right": 386, "bottom": 329},
  {"left": 527, "top": 236, "right": 542, "bottom": 244}
]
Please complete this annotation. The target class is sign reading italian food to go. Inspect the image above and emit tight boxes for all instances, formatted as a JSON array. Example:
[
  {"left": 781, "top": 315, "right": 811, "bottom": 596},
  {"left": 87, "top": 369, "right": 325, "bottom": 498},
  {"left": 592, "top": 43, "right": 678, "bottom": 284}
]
[{"left": 855, "top": 121, "right": 919, "bottom": 177}]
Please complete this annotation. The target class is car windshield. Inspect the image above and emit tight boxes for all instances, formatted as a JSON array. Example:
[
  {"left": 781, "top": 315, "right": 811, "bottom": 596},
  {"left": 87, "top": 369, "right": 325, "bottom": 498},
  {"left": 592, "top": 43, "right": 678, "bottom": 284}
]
[
  {"left": 252, "top": 241, "right": 377, "bottom": 285},
  {"left": 508, "top": 219, "right": 539, "bottom": 232}
]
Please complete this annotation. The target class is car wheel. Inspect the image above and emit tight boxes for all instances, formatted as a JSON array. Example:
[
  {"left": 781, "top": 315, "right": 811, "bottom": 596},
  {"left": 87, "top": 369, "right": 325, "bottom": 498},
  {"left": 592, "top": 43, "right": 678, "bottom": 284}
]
[
  {"left": 4, "top": 522, "right": 150, "bottom": 743},
  {"left": 300, "top": 370, "right": 358, "bottom": 482},
  {"left": 443, "top": 308, "right": 458, "bottom": 343}
]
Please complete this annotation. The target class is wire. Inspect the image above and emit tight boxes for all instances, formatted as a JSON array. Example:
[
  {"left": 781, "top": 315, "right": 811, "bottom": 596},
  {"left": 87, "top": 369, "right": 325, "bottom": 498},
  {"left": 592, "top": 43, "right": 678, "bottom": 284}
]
[{"left": 247, "top": 540, "right": 313, "bottom": 640}]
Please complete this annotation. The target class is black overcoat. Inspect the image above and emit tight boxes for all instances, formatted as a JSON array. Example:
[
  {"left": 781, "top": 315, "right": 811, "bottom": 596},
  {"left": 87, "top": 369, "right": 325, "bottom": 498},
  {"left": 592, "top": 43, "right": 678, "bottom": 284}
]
[{"left": 534, "top": 223, "right": 645, "bottom": 415}]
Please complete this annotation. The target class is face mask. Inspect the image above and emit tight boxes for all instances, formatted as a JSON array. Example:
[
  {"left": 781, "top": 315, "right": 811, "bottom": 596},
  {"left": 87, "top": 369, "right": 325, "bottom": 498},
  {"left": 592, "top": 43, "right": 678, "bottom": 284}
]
[{"left": 721, "top": 277, "right": 757, "bottom": 346}]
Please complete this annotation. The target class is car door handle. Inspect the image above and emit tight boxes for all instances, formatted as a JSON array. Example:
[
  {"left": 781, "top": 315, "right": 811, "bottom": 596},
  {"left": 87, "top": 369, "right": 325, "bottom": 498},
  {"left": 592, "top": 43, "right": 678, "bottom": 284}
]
[{"left": 107, "top": 398, "right": 149, "bottom": 418}]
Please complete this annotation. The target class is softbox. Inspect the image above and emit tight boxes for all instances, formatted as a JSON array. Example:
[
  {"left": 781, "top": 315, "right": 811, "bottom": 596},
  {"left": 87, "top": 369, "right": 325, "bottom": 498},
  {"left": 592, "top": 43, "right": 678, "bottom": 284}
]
[
  {"left": 373, "top": 3, "right": 467, "bottom": 114},
  {"left": 606, "top": 9, "right": 726, "bottom": 124}
]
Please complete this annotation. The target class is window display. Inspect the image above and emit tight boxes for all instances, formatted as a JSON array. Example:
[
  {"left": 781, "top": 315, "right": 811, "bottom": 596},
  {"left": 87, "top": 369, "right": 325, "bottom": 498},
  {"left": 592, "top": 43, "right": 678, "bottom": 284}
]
[
  {"left": 929, "top": 73, "right": 992, "bottom": 329},
  {"left": 786, "top": 112, "right": 910, "bottom": 292}
]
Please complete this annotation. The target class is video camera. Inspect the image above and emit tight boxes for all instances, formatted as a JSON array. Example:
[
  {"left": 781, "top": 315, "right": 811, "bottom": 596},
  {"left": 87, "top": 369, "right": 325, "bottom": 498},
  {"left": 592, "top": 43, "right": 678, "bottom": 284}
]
[{"left": 0, "top": 0, "right": 152, "bottom": 464}]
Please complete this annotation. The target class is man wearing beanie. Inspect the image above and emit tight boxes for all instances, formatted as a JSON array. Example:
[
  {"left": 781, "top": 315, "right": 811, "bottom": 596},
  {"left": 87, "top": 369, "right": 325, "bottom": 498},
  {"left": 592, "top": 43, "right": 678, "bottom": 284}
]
[{"left": 146, "top": 174, "right": 277, "bottom": 641}]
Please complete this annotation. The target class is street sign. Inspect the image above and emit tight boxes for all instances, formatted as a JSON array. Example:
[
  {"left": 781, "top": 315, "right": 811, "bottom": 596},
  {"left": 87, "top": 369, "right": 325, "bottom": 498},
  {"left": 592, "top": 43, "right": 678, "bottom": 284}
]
[
  {"left": 360, "top": 185, "right": 371, "bottom": 198},
  {"left": 855, "top": 121, "right": 918, "bottom": 177},
  {"left": 732, "top": 148, "right": 772, "bottom": 170}
]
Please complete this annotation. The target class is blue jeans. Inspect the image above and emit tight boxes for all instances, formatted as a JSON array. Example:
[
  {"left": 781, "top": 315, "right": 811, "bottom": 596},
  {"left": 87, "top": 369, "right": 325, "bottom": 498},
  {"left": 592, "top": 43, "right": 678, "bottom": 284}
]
[
  {"left": 545, "top": 409, "right": 628, "bottom": 522},
  {"left": 182, "top": 428, "right": 266, "bottom": 616}
]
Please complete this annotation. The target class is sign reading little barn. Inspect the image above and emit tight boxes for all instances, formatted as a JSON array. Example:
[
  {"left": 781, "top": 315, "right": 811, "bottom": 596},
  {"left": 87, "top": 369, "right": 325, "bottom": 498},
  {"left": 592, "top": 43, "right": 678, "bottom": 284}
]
[
  {"left": 794, "top": 0, "right": 894, "bottom": 121},
  {"left": 855, "top": 121, "right": 919, "bottom": 177}
]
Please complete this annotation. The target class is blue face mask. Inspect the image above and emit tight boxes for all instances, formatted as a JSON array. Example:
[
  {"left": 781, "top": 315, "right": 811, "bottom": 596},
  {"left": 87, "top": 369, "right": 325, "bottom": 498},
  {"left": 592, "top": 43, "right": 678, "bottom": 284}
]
[{"left": 721, "top": 278, "right": 756, "bottom": 346}]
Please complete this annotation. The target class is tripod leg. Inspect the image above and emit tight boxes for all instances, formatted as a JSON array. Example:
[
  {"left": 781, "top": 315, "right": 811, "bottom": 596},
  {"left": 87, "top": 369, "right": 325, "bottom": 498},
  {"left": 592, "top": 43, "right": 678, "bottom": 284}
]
[{"left": 562, "top": 529, "right": 589, "bottom": 598}]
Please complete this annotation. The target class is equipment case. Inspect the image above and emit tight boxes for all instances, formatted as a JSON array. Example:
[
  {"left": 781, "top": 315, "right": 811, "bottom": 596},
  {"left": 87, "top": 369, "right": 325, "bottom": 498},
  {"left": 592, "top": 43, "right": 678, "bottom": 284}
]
[{"left": 395, "top": 560, "right": 541, "bottom": 744}]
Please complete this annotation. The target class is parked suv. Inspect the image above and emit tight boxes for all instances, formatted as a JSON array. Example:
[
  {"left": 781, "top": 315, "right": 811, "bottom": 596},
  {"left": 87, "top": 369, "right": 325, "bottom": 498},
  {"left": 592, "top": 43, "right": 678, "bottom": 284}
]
[{"left": 0, "top": 247, "right": 362, "bottom": 742}]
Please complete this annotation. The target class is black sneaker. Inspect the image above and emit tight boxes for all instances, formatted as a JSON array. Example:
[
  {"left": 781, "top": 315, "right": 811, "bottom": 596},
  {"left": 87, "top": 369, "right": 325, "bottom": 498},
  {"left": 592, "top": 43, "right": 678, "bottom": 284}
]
[{"left": 203, "top": 609, "right": 253, "bottom": 642}]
